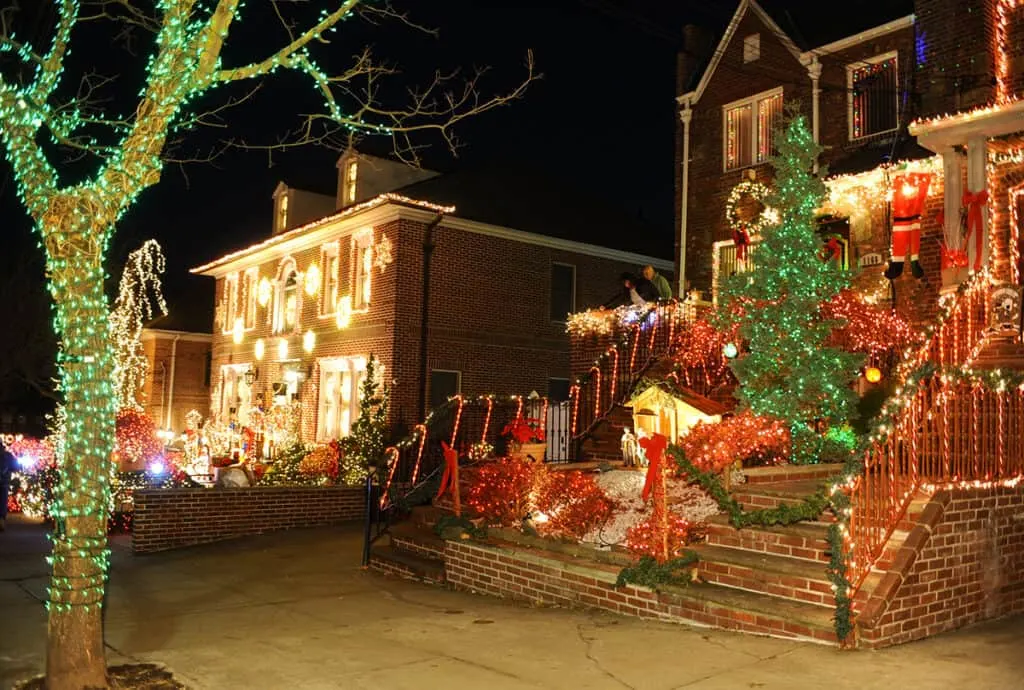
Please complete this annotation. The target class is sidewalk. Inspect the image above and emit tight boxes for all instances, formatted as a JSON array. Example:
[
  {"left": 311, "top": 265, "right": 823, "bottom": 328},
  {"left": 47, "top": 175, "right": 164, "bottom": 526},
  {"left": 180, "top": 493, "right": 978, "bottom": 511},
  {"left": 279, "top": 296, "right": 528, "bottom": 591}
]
[{"left": 2, "top": 514, "right": 1022, "bottom": 690}]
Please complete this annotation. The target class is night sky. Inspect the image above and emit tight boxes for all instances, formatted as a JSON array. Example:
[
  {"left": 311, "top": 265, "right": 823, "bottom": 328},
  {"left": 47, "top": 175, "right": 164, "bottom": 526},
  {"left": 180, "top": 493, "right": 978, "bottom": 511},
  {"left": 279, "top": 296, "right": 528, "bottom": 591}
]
[{"left": 0, "top": 0, "right": 905, "bottom": 409}]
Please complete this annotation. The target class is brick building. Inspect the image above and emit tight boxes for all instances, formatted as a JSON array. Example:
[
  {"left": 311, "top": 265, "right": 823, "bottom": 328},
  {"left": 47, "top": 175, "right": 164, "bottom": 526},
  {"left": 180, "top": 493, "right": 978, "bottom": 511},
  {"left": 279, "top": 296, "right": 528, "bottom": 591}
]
[
  {"left": 675, "top": 0, "right": 1024, "bottom": 323},
  {"left": 139, "top": 327, "right": 212, "bottom": 433},
  {"left": 191, "top": 153, "right": 672, "bottom": 446}
]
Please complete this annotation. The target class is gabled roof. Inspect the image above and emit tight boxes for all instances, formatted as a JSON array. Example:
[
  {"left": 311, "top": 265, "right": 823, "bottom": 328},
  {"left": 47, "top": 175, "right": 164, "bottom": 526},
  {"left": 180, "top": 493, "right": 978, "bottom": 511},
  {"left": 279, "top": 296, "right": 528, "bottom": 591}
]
[
  {"left": 633, "top": 382, "right": 730, "bottom": 418},
  {"left": 682, "top": 0, "right": 803, "bottom": 105}
]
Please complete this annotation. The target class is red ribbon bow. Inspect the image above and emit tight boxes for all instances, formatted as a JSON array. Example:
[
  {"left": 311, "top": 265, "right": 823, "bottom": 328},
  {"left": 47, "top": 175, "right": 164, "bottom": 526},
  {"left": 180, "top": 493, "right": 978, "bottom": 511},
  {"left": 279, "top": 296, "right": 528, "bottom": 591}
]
[
  {"left": 820, "top": 237, "right": 842, "bottom": 263},
  {"left": 435, "top": 441, "right": 459, "bottom": 501},
  {"left": 639, "top": 433, "right": 669, "bottom": 502},
  {"left": 733, "top": 226, "right": 750, "bottom": 261},
  {"left": 962, "top": 189, "right": 988, "bottom": 272}
]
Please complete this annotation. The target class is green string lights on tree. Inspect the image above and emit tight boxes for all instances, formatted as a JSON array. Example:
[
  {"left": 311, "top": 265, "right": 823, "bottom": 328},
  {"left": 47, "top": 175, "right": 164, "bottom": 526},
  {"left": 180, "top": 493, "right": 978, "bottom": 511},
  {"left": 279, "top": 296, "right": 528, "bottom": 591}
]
[
  {"left": 716, "top": 111, "right": 864, "bottom": 463},
  {"left": 0, "top": 2, "right": 532, "bottom": 686},
  {"left": 346, "top": 355, "right": 390, "bottom": 479}
]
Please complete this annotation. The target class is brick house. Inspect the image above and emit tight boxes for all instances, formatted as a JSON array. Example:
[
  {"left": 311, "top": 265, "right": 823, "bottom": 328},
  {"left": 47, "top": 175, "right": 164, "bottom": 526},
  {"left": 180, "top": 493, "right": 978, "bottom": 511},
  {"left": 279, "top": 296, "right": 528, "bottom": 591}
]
[
  {"left": 191, "top": 152, "right": 672, "bottom": 447},
  {"left": 139, "top": 327, "right": 212, "bottom": 433}
]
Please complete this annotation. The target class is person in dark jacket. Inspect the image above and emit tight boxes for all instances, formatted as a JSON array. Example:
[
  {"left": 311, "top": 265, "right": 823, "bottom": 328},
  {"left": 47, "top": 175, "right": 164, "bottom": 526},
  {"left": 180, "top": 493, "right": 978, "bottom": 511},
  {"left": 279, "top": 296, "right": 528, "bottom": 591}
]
[
  {"left": 621, "top": 272, "right": 659, "bottom": 306},
  {"left": 0, "top": 439, "right": 14, "bottom": 532}
]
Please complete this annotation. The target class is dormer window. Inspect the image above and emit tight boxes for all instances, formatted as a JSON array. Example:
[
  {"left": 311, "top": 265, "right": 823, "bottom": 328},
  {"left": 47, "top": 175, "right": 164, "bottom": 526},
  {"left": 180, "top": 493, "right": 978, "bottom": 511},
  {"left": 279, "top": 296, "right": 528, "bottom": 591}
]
[
  {"left": 345, "top": 160, "right": 358, "bottom": 205},
  {"left": 277, "top": 194, "right": 289, "bottom": 232},
  {"left": 743, "top": 34, "right": 760, "bottom": 63}
]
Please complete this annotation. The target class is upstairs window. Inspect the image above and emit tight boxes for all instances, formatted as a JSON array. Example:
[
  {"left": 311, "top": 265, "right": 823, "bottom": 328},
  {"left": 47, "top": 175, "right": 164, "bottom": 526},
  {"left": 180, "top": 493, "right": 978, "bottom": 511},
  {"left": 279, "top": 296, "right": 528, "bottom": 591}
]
[
  {"left": 243, "top": 269, "right": 258, "bottom": 329},
  {"left": 221, "top": 273, "right": 238, "bottom": 334},
  {"left": 723, "top": 89, "right": 782, "bottom": 171},
  {"left": 550, "top": 263, "right": 576, "bottom": 322},
  {"left": 743, "top": 34, "right": 760, "bottom": 63},
  {"left": 320, "top": 243, "right": 341, "bottom": 316},
  {"left": 273, "top": 258, "right": 300, "bottom": 334},
  {"left": 352, "top": 230, "right": 373, "bottom": 309},
  {"left": 849, "top": 53, "right": 899, "bottom": 140}
]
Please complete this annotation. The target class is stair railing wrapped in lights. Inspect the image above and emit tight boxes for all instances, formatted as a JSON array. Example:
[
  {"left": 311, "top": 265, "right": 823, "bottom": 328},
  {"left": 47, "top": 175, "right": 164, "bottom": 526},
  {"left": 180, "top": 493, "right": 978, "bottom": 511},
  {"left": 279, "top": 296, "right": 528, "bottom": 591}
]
[
  {"left": 568, "top": 300, "right": 706, "bottom": 445},
  {"left": 837, "top": 368, "right": 1024, "bottom": 619}
]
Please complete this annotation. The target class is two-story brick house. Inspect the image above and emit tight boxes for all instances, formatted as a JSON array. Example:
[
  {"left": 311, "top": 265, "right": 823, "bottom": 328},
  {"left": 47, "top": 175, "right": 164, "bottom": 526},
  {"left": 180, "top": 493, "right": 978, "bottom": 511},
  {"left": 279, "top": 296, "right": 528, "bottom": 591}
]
[
  {"left": 191, "top": 152, "right": 673, "bottom": 448},
  {"left": 676, "top": 0, "right": 1024, "bottom": 328}
]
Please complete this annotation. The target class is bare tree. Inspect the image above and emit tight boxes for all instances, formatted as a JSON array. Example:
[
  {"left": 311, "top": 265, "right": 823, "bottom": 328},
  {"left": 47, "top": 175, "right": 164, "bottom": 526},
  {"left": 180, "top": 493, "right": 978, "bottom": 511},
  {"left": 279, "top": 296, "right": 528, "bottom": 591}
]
[{"left": 0, "top": 2, "right": 533, "bottom": 687}]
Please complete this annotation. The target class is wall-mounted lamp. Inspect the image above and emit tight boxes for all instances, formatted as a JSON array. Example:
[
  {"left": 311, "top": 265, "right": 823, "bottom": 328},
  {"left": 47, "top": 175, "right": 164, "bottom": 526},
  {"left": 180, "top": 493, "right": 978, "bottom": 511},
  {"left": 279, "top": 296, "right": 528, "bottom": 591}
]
[{"left": 244, "top": 367, "right": 259, "bottom": 387}]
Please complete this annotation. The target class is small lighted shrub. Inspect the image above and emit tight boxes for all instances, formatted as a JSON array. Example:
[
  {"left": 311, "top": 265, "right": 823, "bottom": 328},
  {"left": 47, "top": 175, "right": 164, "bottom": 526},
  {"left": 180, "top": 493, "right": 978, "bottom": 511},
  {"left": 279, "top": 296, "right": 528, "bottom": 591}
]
[
  {"left": 465, "top": 458, "right": 540, "bottom": 526},
  {"left": 533, "top": 470, "right": 615, "bottom": 540},
  {"left": 679, "top": 410, "right": 790, "bottom": 473},
  {"left": 115, "top": 409, "right": 164, "bottom": 466},
  {"left": 624, "top": 510, "right": 698, "bottom": 561},
  {"left": 299, "top": 442, "right": 340, "bottom": 483}
]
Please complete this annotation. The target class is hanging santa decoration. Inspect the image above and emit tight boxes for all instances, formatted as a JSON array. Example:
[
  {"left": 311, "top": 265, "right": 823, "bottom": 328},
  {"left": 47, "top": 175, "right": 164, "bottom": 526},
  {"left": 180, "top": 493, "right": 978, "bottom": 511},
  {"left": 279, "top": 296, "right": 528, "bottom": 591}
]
[{"left": 884, "top": 172, "right": 933, "bottom": 280}]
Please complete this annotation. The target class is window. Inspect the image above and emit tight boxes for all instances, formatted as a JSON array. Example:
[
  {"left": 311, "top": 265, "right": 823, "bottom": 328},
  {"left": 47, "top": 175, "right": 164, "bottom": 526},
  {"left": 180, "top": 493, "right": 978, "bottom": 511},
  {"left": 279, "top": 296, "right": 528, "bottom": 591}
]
[
  {"left": 219, "top": 364, "right": 252, "bottom": 425},
  {"left": 848, "top": 53, "right": 898, "bottom": 140},
  {"left": 277, "top": 194, "right": 289, "bottom": 232},
  {"left": 220, "top": 273, "right": 239, "bottom": 334},
  {"left": 273, "top": 259, "right": 300, "bottom": 334},
  {"left": 345, "top": 160, "right": 358, "bottom": 205},
  {"left": 550, "top": 263, "right": 576, "bottom": 322},
  {"left": 320, "top": 243, "right": 340, "bottom": 316},
  {"left": 723, "top": 88, "right": 783, "bottom": 171},
  {"left": 743, "top": 34, "right": 760, "bottom": 63},
  {"left": 243, "top": 269, "right": 258, "bottom": 329},
  {"left": 352, "top": 231, "right": 373, "bottom": 309},
  {"left": 317, "top": 357, "right": 370, "bottom": 440},
  {"left": 547, "top": 378, "right": 571, "bottom": 402},
  {"left": 429, "top": 370, "right": 461, "bottom": 411}
]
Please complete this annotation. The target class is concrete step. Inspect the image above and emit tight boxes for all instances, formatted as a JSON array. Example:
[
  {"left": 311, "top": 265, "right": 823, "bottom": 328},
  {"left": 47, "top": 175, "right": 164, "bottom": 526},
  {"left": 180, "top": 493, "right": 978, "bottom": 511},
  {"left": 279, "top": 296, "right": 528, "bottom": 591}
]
[
  {"left": 704, "top": 515, "right": 832, "bottom": 564},
  {"left": 410, "top": 505, "right": 450, "bottom": 528},
  {"left": 368, "top": 543, "right": 446, "bottom": 585},
  {"left": 389, "top": 521, "right": 447, "bottom": 562},
  {"left": 731, "top": 480, "right": 833, "bottom": 517},
  {"left": 743, "top": 464, "right": 845, "bottom": 485},
  {"left": 659, "top": 580, "right": 837, "bottom": 644},
  {"left": 691, "top": 543, "right": 835, "bottom": 608}
]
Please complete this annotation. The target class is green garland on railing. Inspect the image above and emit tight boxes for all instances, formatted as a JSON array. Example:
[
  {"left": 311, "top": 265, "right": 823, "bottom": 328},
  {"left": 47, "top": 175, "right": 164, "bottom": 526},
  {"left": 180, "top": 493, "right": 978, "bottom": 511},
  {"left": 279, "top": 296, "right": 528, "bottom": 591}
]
[
  {"left": 616, "top": 552, "right": 699, "bottom": 588},
  {"left": 667, "top": 445, "right": 831, "bottom": 528}
]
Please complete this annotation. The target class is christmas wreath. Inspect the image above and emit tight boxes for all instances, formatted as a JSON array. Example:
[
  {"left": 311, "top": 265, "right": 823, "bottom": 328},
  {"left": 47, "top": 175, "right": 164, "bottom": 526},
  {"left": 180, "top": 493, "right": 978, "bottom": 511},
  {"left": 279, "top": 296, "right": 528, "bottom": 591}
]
[{"left": 725, "top": 180, "right": 774, "bottom": 236}]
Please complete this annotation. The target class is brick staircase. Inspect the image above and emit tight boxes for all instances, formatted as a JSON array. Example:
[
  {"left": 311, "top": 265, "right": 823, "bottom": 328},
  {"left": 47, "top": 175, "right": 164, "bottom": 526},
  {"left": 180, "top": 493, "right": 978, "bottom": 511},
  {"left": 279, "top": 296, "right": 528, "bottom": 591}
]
[
  {"left": 972, "top": 336, "right": 1024, "bottom": 369},
  {"left": 367, "top": 506, "right": 447, "bottom": 585},
  {"left": 579, "top": 403, "right": 635, "bottom": 462}
]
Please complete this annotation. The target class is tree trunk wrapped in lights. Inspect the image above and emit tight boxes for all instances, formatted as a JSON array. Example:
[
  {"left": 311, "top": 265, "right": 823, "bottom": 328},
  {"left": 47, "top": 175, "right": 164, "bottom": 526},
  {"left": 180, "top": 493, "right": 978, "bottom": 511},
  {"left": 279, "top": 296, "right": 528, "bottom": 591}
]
[
  {"left": 0, "top": 3, "right": 532, "bottom": 686},
  {"left": 715, "top": 112, "right": 864, "bottom": 463}
]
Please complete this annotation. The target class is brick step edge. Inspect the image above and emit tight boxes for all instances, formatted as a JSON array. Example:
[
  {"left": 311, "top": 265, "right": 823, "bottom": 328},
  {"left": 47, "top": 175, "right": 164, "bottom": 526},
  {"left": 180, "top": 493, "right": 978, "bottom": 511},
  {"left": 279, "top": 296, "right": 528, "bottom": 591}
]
[
  {"left": 391, "top": 533, "right": 446, "bottom": 561},
  {"left": 695, "top": 554, "right": 835, "bottom": 607},
  {"left": 743, "top": 464, "right": 845, "bottom": 484},
  {"left": 704, "top": 525, "right": 831, "bottom": 564},
  {"left": 368, "top": 545, "right": 446, "bottom": 585}
]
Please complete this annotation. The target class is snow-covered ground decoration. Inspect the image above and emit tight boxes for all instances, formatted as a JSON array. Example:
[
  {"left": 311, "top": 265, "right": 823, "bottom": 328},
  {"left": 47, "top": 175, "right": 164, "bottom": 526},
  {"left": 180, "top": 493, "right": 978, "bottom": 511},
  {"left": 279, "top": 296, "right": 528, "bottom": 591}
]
[{"left": 581, "top": 469, "right": 723, "bottom": 548}]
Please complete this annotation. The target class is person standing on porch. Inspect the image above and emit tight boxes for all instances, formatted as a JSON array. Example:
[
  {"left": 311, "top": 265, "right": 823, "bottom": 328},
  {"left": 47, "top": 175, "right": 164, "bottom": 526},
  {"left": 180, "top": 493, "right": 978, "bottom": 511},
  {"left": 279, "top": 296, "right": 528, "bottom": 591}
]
[
  {"left": 642, "top": 265, "right": 673, "bottom": 301},
  {"left": 0, "top": 439, "right": 15, "bottom": 532}
]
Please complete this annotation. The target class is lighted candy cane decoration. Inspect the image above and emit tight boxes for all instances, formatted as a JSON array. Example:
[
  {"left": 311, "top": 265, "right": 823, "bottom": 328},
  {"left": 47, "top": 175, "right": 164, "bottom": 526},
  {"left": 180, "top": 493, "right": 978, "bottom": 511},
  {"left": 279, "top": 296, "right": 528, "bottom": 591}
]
[
  {"left": 381, "top": 446, "right": 400, "bottom": 507},
  {"left": 409, "top": 424, "right": 428, "bottom": 484},
  {"left": 481, "top": 397, "right": 494, "bottom": 443},
  {"left": 514, "top": 395, "right": 524, "bottom": 421},
  {"left": 569, "top": 384, "right": 581, "bottom": 436},
  {"left": 449, "top": 395, "right": 464, "bottom": 447},
  {"left": 629, "top": 323, "right": 641, "bottom": 372},
  {"left": 590, "top": 366, "right": 602, "bottom": 418},
  {"left": 609, "top": 349, "right": 619, "bottom": 401},
  {"left": 540, "top": 397, "right": 549, "bottom": 438}
]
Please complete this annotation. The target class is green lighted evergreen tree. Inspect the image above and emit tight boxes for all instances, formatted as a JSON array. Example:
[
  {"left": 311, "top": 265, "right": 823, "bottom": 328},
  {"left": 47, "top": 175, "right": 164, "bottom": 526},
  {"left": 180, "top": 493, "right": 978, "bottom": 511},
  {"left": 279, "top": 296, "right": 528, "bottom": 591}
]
[
  {"left": 345, "top": 355, "right": 390, "bottom": 479},
  {"left": 716, "top": 111, "right": 863, "bottom": 462}
]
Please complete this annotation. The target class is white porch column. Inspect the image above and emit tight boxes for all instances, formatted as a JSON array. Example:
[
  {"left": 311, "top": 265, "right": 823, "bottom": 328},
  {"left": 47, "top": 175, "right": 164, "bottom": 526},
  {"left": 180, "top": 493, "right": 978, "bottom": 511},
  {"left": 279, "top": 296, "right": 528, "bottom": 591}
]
[
  {"left": 807, "top": 57, "right": 822, "bottom": 173},
  {"left": 942, "top": 147, "right": 963, "bottom": 251},
  {"left": 678, "top": 105, "right": 693, "bottom": 297},
  {"left": 966, "top": 137, "right": 990, "bottom": 272}
]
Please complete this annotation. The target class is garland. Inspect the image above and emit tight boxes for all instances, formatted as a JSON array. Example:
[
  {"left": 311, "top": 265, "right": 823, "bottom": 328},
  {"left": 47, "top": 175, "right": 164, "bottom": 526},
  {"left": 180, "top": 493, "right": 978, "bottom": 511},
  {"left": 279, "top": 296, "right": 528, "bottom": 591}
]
[
  {"left": 725, "top": 180, "right": 774, "bottom": 235},
  {"left": 616, "top": 553, "right": 699, "bottom": 588}
]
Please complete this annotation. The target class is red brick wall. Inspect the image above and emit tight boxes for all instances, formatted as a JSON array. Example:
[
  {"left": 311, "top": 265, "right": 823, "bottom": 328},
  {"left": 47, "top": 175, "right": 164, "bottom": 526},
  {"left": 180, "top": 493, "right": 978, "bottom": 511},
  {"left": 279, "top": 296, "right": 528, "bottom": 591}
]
[
  {"left": 857, "top": 485, "right": 1024, "bottom": 648},
  {"left": 143, "top": 336, "right": 211, "bottom": 432},
  {"left": 132, "top": 485, "right": 365, "bottom": 553},
  {"left": 988, "top": 160, "right": 1024, "bottom": 285}
]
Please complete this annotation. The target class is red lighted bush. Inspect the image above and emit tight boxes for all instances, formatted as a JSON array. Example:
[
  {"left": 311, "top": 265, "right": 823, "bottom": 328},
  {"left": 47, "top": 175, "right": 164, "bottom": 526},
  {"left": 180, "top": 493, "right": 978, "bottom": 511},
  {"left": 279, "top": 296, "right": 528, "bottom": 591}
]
[
  {"left": 679, "top": 410, "right": 790, "bottom": 473},
  {"left": 624, "top": 510, "right": 698, "bottom": 561},
  {"left": 533, "top": 470, "right": 615, "bottom": 540},
  {"left": 465, "top": 458, "right": 540, "bottom": 526}
]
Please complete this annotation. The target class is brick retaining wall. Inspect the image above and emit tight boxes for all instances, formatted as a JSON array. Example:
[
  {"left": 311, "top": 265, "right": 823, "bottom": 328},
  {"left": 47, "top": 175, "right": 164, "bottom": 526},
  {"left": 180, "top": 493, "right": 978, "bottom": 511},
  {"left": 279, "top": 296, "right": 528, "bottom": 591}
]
[
  {"left": 132, "top": 486, "right": 365, "bottom": 554},
  {"left": 858, "top": 486, "right": 1024, "bottom": 647}
]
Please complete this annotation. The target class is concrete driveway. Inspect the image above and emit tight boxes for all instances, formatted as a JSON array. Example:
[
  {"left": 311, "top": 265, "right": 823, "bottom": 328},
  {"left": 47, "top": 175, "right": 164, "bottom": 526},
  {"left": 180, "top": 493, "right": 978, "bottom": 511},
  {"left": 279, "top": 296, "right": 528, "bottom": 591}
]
[{"left": 2, "top": 515, "right": 1022, "bottom": 690}]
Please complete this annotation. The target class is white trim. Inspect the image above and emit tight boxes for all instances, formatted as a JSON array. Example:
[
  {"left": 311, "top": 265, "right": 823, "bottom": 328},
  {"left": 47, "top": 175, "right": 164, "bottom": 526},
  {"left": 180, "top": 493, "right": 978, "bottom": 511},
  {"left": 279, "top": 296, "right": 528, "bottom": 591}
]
[
  {"left": 141, "top": 329, "right": 212, "bottom": 342},
  {"left": 402, "top": 209, "right": 673, "bottom": 271},
  {"left": 683, "top": 0, "right": 802, "bottom": 105},
  {"left": 801, "top": 15, "right": 915, "bottom": 59},
  {"left": 678, "top": 105, "right": 693, "bottom": 296},
  {"left": 847, "top": 51, "right": 899, "bottom": 142},
  {"left": 722, "top": 87, "right": 783, "bottom": 172},
  {"left": 910, "top": 99, "right": 1024, "bottom": 150}
]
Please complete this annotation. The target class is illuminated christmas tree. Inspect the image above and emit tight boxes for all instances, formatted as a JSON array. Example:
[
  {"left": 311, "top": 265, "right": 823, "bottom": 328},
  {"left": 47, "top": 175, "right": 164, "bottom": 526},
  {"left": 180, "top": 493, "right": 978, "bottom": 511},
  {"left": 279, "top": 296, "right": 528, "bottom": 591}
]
[
  {"left": 0, "top": 4, "right": 532, "bottom": 686},
  {"left": 716, "top": 112, "right": 863, "bottom": 462},
  {"left": 344, "top": 355, "right": 390, "bottom": 482}
]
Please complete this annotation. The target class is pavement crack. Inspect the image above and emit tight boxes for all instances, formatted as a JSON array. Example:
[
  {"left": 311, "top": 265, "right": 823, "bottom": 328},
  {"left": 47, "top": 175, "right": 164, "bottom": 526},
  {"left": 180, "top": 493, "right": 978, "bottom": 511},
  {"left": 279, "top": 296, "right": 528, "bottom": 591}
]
[
  {"left": 697, "top": 632, "right": 762, "bottom": 660},
  {"left": 671, "top": 647, "right": 798, "bottom": 688},
  {"left": 576, "top": 622, "right": 636, "bottom": 690}
]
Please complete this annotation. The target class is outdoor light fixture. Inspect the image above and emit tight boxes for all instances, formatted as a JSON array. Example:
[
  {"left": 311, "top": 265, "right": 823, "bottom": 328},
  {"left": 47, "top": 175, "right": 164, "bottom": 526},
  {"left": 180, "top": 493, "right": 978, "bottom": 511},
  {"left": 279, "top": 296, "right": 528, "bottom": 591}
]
[
  {"left": 865, "top": 366, "right": 882, "bottom": 384},
  {"left": 254, "top": 338, "right": 265, "bottom": 361},
  {"left": 723, "top": 342, "right": 739, "bottom": 359},
  {"left": 244, "top": 367, "right": 259, "bottom": 387}
]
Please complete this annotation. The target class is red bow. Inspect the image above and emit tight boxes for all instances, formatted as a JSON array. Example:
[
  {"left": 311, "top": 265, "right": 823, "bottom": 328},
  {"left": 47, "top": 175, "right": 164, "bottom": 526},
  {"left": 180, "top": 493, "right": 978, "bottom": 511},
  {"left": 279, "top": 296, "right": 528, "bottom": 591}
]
[
  {"left": 820, "top": 237, "right": 842, "bottom": 263},
  {"left": 733, "top": 226, "right": 750, "bottom": 261},
  {"left": 962, "top": 189, "right": 988, "bottom": 271},
  {"left": 639, "top": 433, "right": 669, "bottom": 502},
  {"left": 436, "top": 442, "right": 459, "bottom": 501}
]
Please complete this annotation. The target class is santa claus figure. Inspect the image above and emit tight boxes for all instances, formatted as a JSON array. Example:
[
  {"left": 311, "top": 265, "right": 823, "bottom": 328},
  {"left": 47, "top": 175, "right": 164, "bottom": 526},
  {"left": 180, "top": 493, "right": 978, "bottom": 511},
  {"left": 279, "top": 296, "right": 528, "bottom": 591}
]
[{"left": 885, "top": 172, "right": 933, "bottom": 280}]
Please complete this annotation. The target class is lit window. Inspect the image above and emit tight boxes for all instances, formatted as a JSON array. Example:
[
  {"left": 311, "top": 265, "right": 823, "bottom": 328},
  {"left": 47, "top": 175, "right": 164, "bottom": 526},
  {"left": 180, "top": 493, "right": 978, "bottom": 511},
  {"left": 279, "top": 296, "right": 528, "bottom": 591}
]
[
  {"left": 352, "top": 232, "right": 373, "bottom": 309},
  {"left": 221, "top": 273, "right": 239, "bottom": 334},
  {"left": 278, "top": 194, "right": 289, "bottom": 232},
  {"left": 283, "top": 273, "right": 299, "bottom": 331},
  {"left": 346, "top": 160, "right": 358, "bottom": 205},
  {"left": 848, "top": 53, "right": 898, "bottom": 140},
  {"left": 320, "top": 243, "right": 340, "bottom": 316},
  {"left": 317, "top": 357, "right": 372, "bottom": 440},
  {"left": 743, "top": 34, "right": 760, "bottom": 63},
  {"left": 723, "top": 89, "right": 782, "bottom": 171},
  {"left": 273, "top": 258, "right": 299, "bottom": 334},
  {"left": 219, "top": 365, "right": 253, "bottom": 424},
  {"left": 243, "top": 269, "right": 258, "bottom": 329}
]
